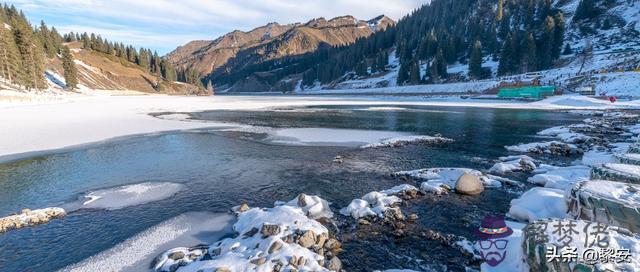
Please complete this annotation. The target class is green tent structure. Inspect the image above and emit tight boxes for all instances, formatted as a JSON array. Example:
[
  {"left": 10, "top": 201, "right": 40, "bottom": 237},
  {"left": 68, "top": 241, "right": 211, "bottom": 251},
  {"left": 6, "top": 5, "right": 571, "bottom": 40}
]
[{"left": 498, "top": 86, "right": 556, "bottom": 99}]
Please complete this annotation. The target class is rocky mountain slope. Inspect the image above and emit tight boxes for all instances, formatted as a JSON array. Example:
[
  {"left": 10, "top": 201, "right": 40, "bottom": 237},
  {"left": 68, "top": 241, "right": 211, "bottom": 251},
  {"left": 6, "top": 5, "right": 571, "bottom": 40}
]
[
  {"left": 165, "top": 23, "right": 296, "bottom": 76},
  {"left": 166, "top": 15, "right": 395, "bottom": 83},
  {"left": 47, "top": 42, "right": 208, "bottom": 95}
]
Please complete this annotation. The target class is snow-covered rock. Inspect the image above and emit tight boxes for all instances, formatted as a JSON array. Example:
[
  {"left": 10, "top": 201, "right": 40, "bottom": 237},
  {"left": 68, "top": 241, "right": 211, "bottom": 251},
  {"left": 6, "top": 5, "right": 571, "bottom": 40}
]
[
  {"left": 537, "top": 125, "right": 593, "bottom": 144},
  {"left": 506, "top": 141, "right": 582, "bottom": 156},
  {"left": 0, "top": 207, "right": 65, "bottom": 233},
  {"left": 592, "top": 163, "right": 640, "bottom": 183},
  {"left": 360, "top": 135, "right": 453, "bottom": 148},
  {"left": 283, "top": 193, "right": 334, "bottom": 220},
  {"left": 395, "top": 168, "right": 506, "bottom": 194},
  {"left": 507, "top": 187, "right": 568, "bottom": 222},
  {"left": 489, "top": 155, "right": 537, "bottom": 174},
  {"left": 568, "top": 180, "right": 640, "bottom": 232},
  {"left": 339, "top": 184, "right": 417, "bottom": 219},
  {"left": 527, "top": 165, "right": 591, "bottom": 190}
]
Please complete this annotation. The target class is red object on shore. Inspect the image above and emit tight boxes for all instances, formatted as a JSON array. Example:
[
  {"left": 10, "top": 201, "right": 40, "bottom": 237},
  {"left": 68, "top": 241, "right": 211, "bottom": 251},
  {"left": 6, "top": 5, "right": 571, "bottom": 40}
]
[{"left": 609, "top": 96, "right": 617, "bottom": 103}]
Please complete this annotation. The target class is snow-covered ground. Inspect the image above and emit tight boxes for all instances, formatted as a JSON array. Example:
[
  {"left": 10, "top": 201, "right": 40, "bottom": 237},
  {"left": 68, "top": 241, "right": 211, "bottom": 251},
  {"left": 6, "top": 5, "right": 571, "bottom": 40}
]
[{"left": 2, "top": 94, "right": 640, "bottom": 163}]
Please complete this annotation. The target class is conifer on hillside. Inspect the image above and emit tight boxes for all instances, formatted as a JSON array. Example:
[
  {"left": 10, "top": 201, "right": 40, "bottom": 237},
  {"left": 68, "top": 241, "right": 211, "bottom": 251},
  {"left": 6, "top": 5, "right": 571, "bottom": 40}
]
[
  {"left": 468, "top": 40, "right": 483, "bottom": 79},
  {"left": 61, "top": 45, "right": 78, "bottom": 90}
]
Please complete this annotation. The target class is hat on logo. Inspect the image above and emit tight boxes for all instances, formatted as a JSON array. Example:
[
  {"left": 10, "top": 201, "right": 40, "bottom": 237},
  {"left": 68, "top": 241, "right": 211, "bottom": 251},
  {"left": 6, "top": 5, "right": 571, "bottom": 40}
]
[{"left": 474, "top": 215, "right": 513, "bottom": 239}]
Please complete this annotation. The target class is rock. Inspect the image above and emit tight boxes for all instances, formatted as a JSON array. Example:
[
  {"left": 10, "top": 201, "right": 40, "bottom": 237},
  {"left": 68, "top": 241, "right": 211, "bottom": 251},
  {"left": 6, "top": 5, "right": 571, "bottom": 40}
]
[
  {"left": 215, "top": 267, "right": 231, "bottom": 272},
  {"left": 243, "top": 227, "right": 259, "bottom": 238},
  {"left": 323, "top": 238, "right": 341, "bottom": 251},
  {"left": 454, "top": 173, "right": 484, "bottom": 196},
  {"left": 272, "top": 261, "right": 283, "bottom": 272},
  {"left": 261, "top": 224, "right": 281, "bottom": 237},
  {"left": 187, "top": 253, "right": 199, "bottom": 260},
  {"left": 289, "top": 256, "right": 298, "bottom": 266},
  {"left": 297, "top": 193, "right": 307, "bottom": 207},
  {"left": 316, "top": 233, "right": 328, "bottom": 248},
  {"left": 168, "top": 251, "right": 185, "bottom": 260},
  {"left": 407, "top": 213, "right": 418, "bottom": 222},
  {"left": 326, "top": 257, "right": 342, "bottom": 271},
  {"left": 250, "top": 257, "right": 267, "bottom": 265},
  {"left": 392, "top": 229, "right": 405, "bottom": 237},
  {"left": 297, "top": 229, "right": 316, "bottom": 248},
  {"left": 358, "top": 219, "right": 371, "bottom": 225},
  {"left": 383, "top": 207, "right": 405, "bottom": 221},
  {"left": 0, "top": 207, "right": 65, "bottom": 234},
  {"left": 238, "top": 203, "right": 250, "bottom": 213},
  {"left": 268, "top": 241, "right": 283, "bottom": 254},
  {"left": 297, "top": 256, "right": 306, "bottom": 266}
]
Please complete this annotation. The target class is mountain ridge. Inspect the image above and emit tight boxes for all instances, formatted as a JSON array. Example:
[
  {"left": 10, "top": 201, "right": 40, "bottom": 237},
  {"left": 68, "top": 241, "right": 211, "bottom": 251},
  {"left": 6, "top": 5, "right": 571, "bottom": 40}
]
[{"left": 166, "top": 14, "right": 395, "bottom": 79}]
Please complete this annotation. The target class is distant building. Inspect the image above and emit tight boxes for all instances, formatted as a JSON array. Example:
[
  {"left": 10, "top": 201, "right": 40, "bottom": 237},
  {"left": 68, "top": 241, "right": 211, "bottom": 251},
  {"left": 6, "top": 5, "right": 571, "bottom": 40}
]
[{"left": 577, "top": 86, "right": 595, "bottom": 96}]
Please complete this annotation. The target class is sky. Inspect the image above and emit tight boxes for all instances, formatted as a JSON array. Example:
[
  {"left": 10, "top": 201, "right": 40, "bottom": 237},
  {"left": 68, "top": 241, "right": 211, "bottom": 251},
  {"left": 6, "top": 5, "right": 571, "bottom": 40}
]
[{"left": 8, "top": 0, "right": 426, "bottom": 55}]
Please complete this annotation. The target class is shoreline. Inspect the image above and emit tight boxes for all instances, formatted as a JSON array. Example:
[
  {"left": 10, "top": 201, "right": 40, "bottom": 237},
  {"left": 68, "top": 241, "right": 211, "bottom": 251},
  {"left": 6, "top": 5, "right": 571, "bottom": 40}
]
[{"left": 1, "top": 94, "right": 639, "bottom": 164}]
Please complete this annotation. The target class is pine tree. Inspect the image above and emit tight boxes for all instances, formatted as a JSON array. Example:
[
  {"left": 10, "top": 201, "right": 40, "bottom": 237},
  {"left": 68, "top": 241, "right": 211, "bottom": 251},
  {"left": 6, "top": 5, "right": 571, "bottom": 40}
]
[
  {"left": 409, "top": 60, "right": 421, "bottom": 84},
  {"left": 160, "top": 59, "right": 177, "bottom": 82},
  {"left": 429, "top": 48, "right": 447, "bottom": 81},
  {"left": 523, "top": 33, "right": 537, "bottom": 72},
  {"left": 562, "top": 43, "right": 573, "bottom": 55},
  {"left": 397, "top": 60, "right": 410, "bottom": 85},
  {"left": 61, "top": 45, "right": 78, "bottom": 90},
  {"left": 538, "top": 16, "right": 556, "bottom": 70},
  {"left": 468, "top": 40, "right": 483, "bottom": 79},
  {"left": 11, "top": 14, "right": 46, "bottom": 90},
  {"left": 575, "top": 0, "right": 596, "bottom": 20},
  {"left": 0, "top": 18, "right": 22, "bottom": 84},
  {"left": 552, "top": 12, "right": 565, "bottom": 60},
  {"left": 497, "top": 34, "right": 513, "bottom": 76},
  {"left": 355, "top": 61, "right": 368, "bottom": 77}
]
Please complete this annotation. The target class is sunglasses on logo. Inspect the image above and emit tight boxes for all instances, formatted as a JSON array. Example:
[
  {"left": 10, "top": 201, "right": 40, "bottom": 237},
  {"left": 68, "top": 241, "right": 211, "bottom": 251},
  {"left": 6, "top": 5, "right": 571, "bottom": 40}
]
[{"left": 477, "top": 239, "right": 508, "bottom": 250}]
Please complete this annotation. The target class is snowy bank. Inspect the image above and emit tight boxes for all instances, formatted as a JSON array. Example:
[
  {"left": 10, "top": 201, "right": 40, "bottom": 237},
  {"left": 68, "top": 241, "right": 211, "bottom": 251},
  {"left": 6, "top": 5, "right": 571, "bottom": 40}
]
[{"left": 62, "top": 212, "right": 234, "bottom": 272}]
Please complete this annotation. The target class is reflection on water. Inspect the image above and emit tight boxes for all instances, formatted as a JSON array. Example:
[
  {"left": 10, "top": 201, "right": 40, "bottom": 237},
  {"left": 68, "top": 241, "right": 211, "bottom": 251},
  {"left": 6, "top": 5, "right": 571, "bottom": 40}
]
[{"left": 0, "top": 105, "right": 583, "bottom": 271}]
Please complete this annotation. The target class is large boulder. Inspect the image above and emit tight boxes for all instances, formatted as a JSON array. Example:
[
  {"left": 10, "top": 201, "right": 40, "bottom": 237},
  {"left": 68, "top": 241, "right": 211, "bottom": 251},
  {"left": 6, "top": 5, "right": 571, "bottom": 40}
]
[
  {"left": 567, "top": 180, "right": 640, "bottom": 233},
  {"left": 455, "top": 173, "right": 485, "bottom": 195}
]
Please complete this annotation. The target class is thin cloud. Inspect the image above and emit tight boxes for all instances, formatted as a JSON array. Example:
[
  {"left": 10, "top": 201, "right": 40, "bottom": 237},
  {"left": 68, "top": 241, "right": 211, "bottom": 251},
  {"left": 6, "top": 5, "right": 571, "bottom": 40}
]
[{"left": 8, "top": 0, "right": 427, "bottom": 54}]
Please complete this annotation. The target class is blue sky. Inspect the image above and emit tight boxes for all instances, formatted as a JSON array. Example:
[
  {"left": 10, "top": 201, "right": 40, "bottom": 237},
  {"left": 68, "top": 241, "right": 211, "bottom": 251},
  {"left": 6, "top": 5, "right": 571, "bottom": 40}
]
[{"left": 8, "top": 0, "right": 426, "bottom": 55}]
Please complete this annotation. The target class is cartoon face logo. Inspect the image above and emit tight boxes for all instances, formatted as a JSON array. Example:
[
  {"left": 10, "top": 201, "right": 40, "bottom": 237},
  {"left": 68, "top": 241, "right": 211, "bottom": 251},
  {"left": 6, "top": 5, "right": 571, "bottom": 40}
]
[{"left": 474, "top": 215, "right": 513, "bottom": 267}]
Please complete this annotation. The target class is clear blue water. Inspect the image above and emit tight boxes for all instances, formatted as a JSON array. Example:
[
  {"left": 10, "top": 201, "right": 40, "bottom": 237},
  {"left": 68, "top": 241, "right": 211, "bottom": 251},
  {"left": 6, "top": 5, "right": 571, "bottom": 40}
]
[{"left": 0, "top": 105, "right": 583, "bottom": 271}]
